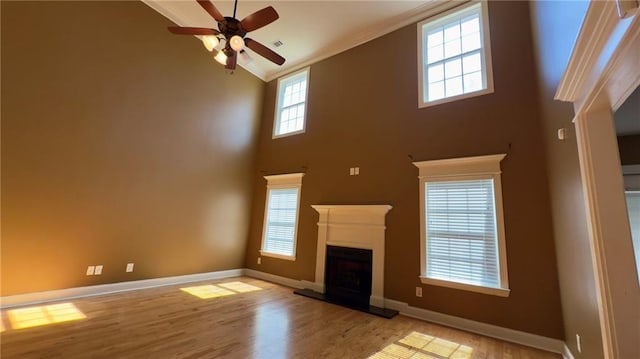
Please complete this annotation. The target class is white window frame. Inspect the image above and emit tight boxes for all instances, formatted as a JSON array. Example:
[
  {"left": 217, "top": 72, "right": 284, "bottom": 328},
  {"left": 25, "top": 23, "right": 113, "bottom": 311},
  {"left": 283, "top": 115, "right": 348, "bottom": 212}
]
[
  {"left": 413, "top": 154, "right": 509, "bottom": 297},
  {"left": 260, "top": 173, "right": 304, "bottom": 260},
  {"left": 273, "top": 68, "right": 310, "bottom": 138},
  {"left": 417, "top": 1, "right": 494, "bottom": 108}
]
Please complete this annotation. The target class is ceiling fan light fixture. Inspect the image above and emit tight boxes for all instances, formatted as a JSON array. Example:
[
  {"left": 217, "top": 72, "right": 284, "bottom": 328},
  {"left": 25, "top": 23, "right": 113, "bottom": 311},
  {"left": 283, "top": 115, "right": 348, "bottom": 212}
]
[
  {"left": 229, "top": 35, "right": 245, "bottom": 51},
  {"left": 214, "top": 50, "right": 228, "bottom": 65},
  {"left": 202, "top": 35, "right": 220, "bottom": 52}
]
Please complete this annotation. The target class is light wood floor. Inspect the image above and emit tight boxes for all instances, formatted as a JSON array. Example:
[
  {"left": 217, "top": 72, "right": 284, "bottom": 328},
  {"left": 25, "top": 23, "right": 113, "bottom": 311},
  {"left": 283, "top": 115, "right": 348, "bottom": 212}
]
[{"left": 1, "top": 277, "right": 560, "bottom": 358}]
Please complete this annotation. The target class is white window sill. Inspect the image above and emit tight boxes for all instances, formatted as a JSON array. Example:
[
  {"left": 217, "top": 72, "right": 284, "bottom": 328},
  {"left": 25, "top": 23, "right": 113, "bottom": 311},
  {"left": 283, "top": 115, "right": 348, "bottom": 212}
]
[
  {"left": 419, "top": 276, "right": 510, "bottom": 297},
  {"left": 419, "top": 87, "right": 494, "bottom": 109},
  {"left": 272, "top": 129, "right": 305, "bottom": 139},
  {"left": 260, "top": 251, "right": 296, "bottom": 261}
]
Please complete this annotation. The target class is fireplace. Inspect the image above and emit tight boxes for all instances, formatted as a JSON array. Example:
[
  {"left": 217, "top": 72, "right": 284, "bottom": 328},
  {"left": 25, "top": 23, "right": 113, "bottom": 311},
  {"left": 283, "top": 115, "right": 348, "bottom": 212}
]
[
  {"left": 325, "top": 245, "right": 373, "bottom": 308},
  {"left": 294, "top": 205, "right": 397, "bottom": 317}
]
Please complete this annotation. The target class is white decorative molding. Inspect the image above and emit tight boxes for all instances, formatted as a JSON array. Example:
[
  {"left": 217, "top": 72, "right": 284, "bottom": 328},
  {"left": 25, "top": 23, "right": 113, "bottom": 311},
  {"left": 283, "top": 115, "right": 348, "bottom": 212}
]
[
  {"left": 383, "top": 299, "right": 565, "bottom": 355},
  {"left": 556, "top": 1, "right": 640, "bottom": 113},
  {"left": 413, "top": 153, "right": 506, "bottom": 178},
  {"left": 263, "top": 172, "right": 305, "bottom": 186},
  {"left": 0, "top": 269, "right": 243, "bottom": 309},
  {"left": 310, "top": 205, "right": 392, "bottom": 307}
]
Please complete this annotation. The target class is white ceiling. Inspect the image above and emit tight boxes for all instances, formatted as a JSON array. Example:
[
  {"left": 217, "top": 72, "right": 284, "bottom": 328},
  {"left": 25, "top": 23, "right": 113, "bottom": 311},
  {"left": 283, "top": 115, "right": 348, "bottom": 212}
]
[{"left": 143, "top": 0, "right": 452, "bottom": 81}]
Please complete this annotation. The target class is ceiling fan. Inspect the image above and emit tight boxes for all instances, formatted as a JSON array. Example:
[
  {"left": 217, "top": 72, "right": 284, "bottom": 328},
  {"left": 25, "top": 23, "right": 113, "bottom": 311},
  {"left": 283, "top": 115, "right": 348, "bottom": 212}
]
[{"left": 168, "top": 0, "right": 285, "bottom": 72}]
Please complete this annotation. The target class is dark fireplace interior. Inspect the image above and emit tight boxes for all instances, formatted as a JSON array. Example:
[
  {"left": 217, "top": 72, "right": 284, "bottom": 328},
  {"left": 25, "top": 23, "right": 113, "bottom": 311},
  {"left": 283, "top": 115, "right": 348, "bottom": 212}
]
[{"left": 325, "top": 245, "right": 373, "bottom": 308}]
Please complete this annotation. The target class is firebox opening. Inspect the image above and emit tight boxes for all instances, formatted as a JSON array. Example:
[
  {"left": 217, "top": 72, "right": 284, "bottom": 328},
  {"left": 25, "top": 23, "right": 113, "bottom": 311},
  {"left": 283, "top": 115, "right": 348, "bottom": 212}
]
[{"left": 325, "top": 245, "right": 373, "bottom": 308}]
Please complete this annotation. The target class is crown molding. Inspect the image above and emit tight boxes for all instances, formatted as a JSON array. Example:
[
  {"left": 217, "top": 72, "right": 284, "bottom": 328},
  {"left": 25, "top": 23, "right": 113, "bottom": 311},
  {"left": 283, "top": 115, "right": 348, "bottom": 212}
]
[{"left": 263, "top": 0, "right": 469, "bottom": 82}]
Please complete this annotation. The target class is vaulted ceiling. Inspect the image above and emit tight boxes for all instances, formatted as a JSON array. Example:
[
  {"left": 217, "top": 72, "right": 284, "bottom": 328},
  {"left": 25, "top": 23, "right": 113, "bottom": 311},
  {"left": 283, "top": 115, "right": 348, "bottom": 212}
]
[{"left": 143, "top": 0, "right": 450, "bottom": 81}]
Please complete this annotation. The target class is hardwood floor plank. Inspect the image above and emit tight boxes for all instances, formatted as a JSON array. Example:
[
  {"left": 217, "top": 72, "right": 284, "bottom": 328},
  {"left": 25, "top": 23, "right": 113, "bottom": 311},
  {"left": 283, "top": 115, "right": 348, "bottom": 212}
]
[{"left": 1, "top": 277, "right": 560, "bottom": 359}]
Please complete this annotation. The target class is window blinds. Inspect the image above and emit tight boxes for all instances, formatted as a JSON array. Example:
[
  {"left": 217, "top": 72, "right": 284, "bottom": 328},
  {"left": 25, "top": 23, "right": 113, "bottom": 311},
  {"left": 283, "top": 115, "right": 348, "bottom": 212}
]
[
  {"left": 263, "top": 188, "right": 299, "bottom": 256},
  {"left": 425, "top": 179, "right": 500, "bottom": 288}
]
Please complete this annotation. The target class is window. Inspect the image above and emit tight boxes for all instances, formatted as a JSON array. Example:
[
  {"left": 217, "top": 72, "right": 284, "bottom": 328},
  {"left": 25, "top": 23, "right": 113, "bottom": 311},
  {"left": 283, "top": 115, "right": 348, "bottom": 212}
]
[
  {"left": 260, "top": 173, "right": 304, "bottom": 260},
  {"left": 418, "top": 2, "right": 493, "bottom": 107},
  {"left": 274, "top": 68, "right": 309, "bottom": 138},
  {"left": 414, "top": 154, "right": 509, "bottom": 297}
]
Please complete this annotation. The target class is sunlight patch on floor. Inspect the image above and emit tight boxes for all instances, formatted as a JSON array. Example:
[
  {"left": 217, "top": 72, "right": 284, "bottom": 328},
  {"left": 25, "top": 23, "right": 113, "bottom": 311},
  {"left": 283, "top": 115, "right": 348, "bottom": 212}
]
[
  {"left": 6, "top": 303, "right": 86, "bottom": 330},
  {"left": 217, "top": 281, "right": 262, "bottom": 293},
  {"left": 369, "top": 331, "right": 473, "bottom": 359},
  {"left": 180, "top": 281, "right": 263, "bottom": 299}
]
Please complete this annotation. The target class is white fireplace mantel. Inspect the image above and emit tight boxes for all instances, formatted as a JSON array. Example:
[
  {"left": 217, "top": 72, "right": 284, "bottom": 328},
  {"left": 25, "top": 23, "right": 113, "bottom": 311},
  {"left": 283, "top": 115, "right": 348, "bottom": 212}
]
[{"left": 309, "top": 205, "right": 392, "bottom": 308}]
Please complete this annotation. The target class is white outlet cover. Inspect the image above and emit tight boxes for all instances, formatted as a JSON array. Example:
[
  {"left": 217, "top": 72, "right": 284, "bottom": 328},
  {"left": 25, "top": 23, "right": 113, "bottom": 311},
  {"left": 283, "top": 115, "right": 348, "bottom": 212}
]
[
  {"left": 94, "top": 265, "right": 103, "bottom": 275},
  {"left": 355, "top": 167, "right": 360, "bottom": 175},
  {"left": 349, "top": 167, "right": 355, "bottom": 175},
  {"left": 86, "top": 266, "right": 95, "bottom": 275},
  {"left": 416, "top": 287, "right": 423, "bottom": 297},
  {"left": 126, "top": 263, "right": 135, "bottom": 272}
]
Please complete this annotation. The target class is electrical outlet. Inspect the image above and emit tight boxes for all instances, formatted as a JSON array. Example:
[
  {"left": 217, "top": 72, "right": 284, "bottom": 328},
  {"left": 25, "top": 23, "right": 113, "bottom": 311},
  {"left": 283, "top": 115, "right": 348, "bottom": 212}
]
[
  {"left": 576, "top": 334, "right": 582, "bottom": 353},
  {"left": 86, "top": 266, "right": 95, "bottom": 276},
  {"left": 257, "top": 257, "right": 261, "bottom": 265},
  {"left": 416, "top": 287, "right": 423, "bottom": 297},
  {"left": 349, "top": 167, "right": 355, "bottom": 175},
  {"left": 126, "top": 263, "right": 135, "bottom": 273},
  {"left": 94, "top": 265, "right": 103, "bottom": 275},
  {"left": 354, "top": 167, "right": 360, "bottom": 175}
]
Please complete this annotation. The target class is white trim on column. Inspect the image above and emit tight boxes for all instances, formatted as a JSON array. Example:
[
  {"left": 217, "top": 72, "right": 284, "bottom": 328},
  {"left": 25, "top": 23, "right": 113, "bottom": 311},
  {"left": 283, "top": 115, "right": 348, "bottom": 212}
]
[{"left": 556, "top": 1, "right": 640, "bottom": 358}]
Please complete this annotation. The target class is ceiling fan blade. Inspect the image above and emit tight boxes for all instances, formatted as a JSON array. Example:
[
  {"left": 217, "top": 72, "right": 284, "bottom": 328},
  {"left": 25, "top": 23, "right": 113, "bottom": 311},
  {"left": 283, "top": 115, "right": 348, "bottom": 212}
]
[
  {"left": 168, "top": 26, "right": 220, "bottom": 35},
  {"left": 225, "top": 51, "right": 238, "bottom": 70},
  {"left": 197, "top": 0, "right": 225, "bottom": 23},
  {"left": 244, "top": 38, "right": 285, "bottom": 65},
  {"left": 240, "top": 6, "right": 279, "bottom": 32}
]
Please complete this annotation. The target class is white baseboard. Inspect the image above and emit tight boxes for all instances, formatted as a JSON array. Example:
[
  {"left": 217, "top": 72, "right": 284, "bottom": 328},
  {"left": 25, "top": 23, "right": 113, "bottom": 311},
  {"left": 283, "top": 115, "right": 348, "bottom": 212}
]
[
  {"left": 242, "top": 268, "right": 304, "bottom": 289},
  {"left": 0, "top": 269, "right": 243, "bottom": 309},
  {"left": 563, "top": 343, "right": 576, "bottom": 359},
  {"left": 383, "top": 298, "right": 565, "bottom": 355}
]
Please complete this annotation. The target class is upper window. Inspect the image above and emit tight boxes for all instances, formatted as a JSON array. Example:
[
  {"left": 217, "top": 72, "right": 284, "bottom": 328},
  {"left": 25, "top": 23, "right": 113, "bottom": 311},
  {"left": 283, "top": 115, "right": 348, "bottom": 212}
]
[
  {"left": 417, "top": 2, "right": 493, "bottom": 107},
  {"left": 274, "top": 68, "right": 309, "bottom": 138},
  {"left": 414, "top": 154, "right": 509, "bottom": 297},
  {"left": 260, "top": 173, "right": 304, "bottom": 260}
]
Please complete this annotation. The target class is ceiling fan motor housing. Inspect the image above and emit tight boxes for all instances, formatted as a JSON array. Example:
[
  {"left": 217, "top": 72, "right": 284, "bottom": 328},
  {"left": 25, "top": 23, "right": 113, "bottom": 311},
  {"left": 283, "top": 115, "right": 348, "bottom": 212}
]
[{"left": 219, "top": 17, "right": 247, "bottom": 40}]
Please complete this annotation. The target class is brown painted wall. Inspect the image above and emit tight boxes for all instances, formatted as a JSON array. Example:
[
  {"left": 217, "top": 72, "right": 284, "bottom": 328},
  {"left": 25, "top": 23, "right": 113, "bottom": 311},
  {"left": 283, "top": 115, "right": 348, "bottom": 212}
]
[
  {"left": 1, "top": 1, "right": 264, "bottom": 295},
  {"left": 246, "top": 1, "right": 564, "bottom": 338},
  {"left": 618, "top": 135, "right": 640, "bottom": 165},
  {"left": 529, "top": 1, "right": 604, "bottom": 358}
]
